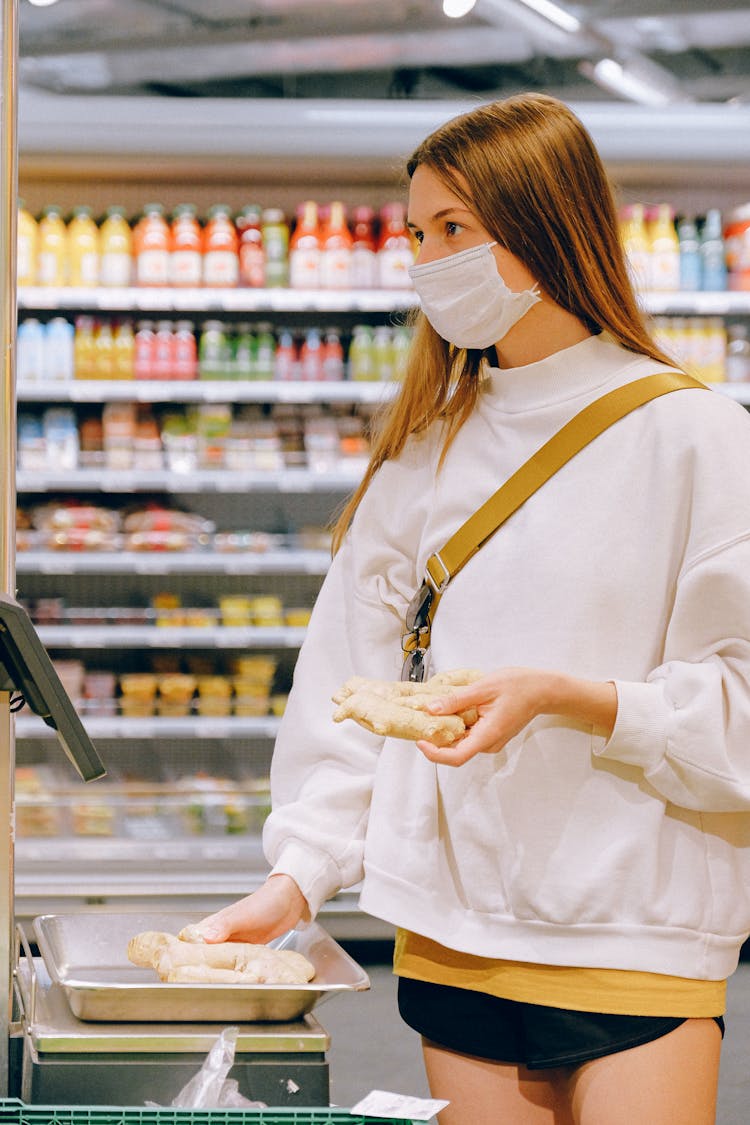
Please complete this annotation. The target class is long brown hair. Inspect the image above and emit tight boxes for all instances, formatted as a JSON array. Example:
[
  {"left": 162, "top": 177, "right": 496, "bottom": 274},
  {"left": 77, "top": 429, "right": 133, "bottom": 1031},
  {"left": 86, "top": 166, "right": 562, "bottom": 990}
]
[{"left": 332, "top": 92, "right": 675, "bottom": 552}]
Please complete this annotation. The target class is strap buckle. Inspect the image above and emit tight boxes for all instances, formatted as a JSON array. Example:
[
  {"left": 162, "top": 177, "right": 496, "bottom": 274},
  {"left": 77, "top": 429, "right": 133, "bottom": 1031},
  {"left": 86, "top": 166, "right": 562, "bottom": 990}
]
[{"left": 425, "top": 551, "right": 451, "bottom": 594}]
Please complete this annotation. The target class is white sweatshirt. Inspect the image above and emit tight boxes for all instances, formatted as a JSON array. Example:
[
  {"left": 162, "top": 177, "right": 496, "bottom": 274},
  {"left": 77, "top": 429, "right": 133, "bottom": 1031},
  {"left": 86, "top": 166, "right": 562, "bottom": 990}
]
[{"left": 264, "top": 333, "right": 750, "bottom": 982}]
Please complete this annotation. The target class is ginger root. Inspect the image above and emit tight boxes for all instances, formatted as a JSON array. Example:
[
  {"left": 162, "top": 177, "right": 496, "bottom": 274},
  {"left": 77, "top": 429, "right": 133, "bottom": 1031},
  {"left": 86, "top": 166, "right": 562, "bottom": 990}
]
[
  {"left": 332, "top": 669, "right": 483, "bottom": 747},
  {"left": 127, "top": 930, "right": 315, "bottom": 985}
]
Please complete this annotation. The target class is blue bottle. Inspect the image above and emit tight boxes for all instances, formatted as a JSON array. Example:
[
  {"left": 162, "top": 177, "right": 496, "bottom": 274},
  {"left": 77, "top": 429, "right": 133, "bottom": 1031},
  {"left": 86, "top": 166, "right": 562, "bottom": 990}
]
[
  {"left": 677, "top": 218, "right": 702, "bottom": 292},
  {"left": 700, "top": 210, "right": 728, "bottom": 292}
]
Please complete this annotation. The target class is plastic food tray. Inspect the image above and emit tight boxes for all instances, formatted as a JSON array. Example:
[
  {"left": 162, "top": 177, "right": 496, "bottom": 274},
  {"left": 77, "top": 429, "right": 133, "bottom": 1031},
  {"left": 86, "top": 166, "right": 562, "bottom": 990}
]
[
  {"left": 33, "top": 913, "right": 370, "bottom": 1022},
  {"left": 0, "top": 1102, "right": 413, "bottom": 1125}
]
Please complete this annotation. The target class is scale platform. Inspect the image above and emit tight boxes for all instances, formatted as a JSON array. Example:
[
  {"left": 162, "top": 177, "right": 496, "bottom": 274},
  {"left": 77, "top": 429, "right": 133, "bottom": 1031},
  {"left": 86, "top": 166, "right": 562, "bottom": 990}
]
[{"left": 14, "top": 958, "right": 330, "bottom": 1107}]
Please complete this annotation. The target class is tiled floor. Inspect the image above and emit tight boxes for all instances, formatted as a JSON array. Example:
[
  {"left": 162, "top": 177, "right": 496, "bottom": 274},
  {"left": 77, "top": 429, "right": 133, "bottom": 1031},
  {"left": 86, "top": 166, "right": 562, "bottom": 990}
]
[{"left": 322, "top": 954, "right": 750, "bottom": 1122}]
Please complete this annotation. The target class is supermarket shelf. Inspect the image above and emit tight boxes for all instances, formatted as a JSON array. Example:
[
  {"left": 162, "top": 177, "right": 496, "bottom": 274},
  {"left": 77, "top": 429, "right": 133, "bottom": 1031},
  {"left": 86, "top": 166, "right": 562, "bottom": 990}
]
[
  {"left": 16, "top": 378, "right": 398, "bottom": 405},
  {"left": 15, "top": 714, "right": 282, "bottom": 740},
  {"left": 35, "top": 624, "right": 307, "bottom": 648},
  {"left": 639, "top": 291, "right": 750, "bottom": 316},
  {"left": 18, "top": 284, "right": 417, "bottom": 314},
  {"left": 16, "top": 467, "right": 362, "bottom": 493},
  {"left": 16, "top": 549, "right": 331, "bottom": 576}
]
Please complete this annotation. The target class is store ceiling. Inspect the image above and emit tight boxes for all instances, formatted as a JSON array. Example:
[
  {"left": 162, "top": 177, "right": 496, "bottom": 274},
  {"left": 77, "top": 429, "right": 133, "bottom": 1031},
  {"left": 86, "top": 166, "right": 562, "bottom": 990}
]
[{"left": 17, "top": 0, "right": 750, "bottom": 105}]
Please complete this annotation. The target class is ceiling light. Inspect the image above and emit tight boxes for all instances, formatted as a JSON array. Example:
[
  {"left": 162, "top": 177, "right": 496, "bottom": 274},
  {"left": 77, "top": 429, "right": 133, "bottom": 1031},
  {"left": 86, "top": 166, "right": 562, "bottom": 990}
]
[
  {"left": 514, "top": 0, "right": 581, "bottom": 34},
  {"left": 26, "top": 0, "right": 61, "bottom": 6},
  {"left": 443, "top": 0, "right": 478, "bottom": 16},
  {"left": 579, "top": 57, "right": 677, "bottom": 107}
]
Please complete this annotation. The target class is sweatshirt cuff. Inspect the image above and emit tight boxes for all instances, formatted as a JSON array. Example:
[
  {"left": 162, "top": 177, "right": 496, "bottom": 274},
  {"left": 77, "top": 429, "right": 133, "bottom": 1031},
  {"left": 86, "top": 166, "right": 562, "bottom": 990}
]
[
  {"left": 595, "top": 678, "right": 669, "bottom": 773},
  {"left": 268, "top": 839, "right": 343, "bottom": 920}
]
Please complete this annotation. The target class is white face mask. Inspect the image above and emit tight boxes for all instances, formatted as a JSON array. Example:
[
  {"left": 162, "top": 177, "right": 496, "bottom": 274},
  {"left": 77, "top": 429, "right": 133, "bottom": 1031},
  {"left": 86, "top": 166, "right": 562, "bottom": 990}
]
[{"left": 408, "top": 241, "right": 541, "bottom": 350}]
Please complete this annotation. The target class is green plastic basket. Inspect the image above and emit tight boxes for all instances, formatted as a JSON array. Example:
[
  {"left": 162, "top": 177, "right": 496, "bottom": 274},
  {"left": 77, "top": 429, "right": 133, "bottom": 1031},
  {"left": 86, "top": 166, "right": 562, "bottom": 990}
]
[{"left": 0, "top": 1102, "right": 414, "bottom": 1125}]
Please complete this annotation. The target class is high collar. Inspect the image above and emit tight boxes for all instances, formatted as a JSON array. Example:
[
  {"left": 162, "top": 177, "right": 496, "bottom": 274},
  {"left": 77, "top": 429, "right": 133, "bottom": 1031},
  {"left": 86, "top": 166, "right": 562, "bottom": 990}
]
[{"left": 480, "top": 333, "right": 645, "bottom": 415}]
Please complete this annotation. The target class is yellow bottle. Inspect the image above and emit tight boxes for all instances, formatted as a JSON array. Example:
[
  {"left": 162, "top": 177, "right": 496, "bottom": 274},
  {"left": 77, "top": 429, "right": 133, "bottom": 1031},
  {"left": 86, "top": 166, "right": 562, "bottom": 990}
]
[
  {"left": 99, "top": 205, "right": 133, "bottom": 288},
  {"left": 17, "top": 200, "right": 38, "bottom": 287},
  {"left": 112, "top": 320, "right": 135, "bottom": 380},
  {"left": 619, "top": 203, "right": 651, "bottom": 292},
  {"left": 93, "top": 320, "right": 114, "bottom": 380},
  {"left": 648, "top": 203, "right": 680, "bottom": 292},
  {"left": 73, "top": 315, "right": 96, "bottom": 380},
  {"left": 67, "top": 206, "right": 100, "bottom": 288},
  {"left": 37, "top": 205, "right": 68, "bottom": 287}
]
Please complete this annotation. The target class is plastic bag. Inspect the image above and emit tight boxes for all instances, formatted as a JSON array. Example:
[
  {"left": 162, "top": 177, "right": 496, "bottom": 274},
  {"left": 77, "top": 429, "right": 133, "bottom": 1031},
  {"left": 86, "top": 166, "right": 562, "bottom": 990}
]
[{"left": 146, "top": 1026, "right": 266, "bottom": 1109}]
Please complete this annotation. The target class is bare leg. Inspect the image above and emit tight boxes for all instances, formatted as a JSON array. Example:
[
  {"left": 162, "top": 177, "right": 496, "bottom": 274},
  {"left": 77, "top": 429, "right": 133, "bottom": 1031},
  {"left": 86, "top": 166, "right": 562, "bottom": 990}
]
[
  {"left": 422, "top": 1038, "right": 575, "bottom": 1125},
  {"left": 566, "top": 1018, "right": 721, "bottom": 1125}
]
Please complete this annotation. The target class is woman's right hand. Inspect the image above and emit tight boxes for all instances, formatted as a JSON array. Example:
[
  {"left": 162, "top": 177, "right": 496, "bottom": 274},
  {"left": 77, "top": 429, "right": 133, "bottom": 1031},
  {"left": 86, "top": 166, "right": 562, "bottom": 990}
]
[{"left": 190, "top": 874, "right": 311, "bottom": 944}]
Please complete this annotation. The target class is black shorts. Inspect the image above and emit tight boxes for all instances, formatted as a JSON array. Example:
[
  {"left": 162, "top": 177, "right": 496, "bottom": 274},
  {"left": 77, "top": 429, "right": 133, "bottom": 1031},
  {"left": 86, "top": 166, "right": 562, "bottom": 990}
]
[{"left": 397, "top": 976, "right": 725, "bottom": 1071}]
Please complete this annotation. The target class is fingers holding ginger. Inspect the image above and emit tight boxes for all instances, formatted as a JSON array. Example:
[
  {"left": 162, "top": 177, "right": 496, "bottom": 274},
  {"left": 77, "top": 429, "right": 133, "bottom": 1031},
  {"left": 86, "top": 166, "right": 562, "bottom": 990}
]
[{"left": 332, "top": 669, "right": 483, "bottom": 747}]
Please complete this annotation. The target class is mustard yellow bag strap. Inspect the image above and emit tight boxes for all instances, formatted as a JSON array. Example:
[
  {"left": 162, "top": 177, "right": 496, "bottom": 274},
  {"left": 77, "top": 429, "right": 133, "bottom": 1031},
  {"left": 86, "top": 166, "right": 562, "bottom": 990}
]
[{"left": 402, "top": 371, "right": 705, "bottom": 679}]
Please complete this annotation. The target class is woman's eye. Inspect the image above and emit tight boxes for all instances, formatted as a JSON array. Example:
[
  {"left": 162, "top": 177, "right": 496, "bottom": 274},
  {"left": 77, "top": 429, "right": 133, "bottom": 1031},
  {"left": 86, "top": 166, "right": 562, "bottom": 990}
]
[
  {"left": 445, "top": 221, "right": 463, "bottom": 237},
  {"left": 413, "top": 230, "right": 423, "bottom": 244}
]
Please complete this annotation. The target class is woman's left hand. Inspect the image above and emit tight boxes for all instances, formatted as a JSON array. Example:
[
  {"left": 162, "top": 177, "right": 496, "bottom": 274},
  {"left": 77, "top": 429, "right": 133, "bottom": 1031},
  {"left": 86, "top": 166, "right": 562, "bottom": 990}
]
[{"left": 416, "top": 667, "right": 617, "bottom": 766}]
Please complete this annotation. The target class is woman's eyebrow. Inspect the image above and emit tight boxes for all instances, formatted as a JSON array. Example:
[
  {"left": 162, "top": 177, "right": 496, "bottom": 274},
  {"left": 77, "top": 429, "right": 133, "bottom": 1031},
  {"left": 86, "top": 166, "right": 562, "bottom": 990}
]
[{"left": 407, "top": 205, "right": 473, "bottom": 229}]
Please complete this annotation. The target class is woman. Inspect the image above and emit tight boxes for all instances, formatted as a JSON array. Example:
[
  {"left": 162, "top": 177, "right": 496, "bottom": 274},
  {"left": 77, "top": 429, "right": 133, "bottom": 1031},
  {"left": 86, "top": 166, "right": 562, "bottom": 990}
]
[{"left": 197, "top": 94, "right": 750, "bottom": 1123}]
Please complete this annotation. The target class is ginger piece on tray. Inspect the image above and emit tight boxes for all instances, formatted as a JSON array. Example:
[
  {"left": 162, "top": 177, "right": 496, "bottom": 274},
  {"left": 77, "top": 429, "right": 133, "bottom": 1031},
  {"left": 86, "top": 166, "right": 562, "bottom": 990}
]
[
  {"left": 332, "top": 669, "right": 483, "bottom": 747},
  {"left": 127, "top": 930, "right": 315, "bottom": 984}
]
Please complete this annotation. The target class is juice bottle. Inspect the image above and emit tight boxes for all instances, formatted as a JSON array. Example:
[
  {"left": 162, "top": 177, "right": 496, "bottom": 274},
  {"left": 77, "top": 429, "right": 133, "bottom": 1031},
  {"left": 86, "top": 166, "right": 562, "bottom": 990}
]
[
  {"left": 37, "top": 205, "right": 68, "bottom": 287},
  {"left": 349, "top": 324, "right": 375, "bottom": 380},
  {"left": 44, "top": 318, "right": 75, "bottom": 382},
  {"left": 93, "top": 320, "right": 114, "bottom": 381},
  {"left": 73, "top": 315, "right": 96, "bottom": 380},
  {"left": 198, "top": 320, "right": 229, "bottom": 380},
  {"left": 134, "top": 320, "right": 156, "bottom": 380},
  {"left": 255, "top": 323, "right": 276, "bottom": 378},
  {"left": 322, "top": 328, "right": 345, "bottom": 381},
  {"left": 67, "top": 206, "right": 100, "bottom": 288},
  {"left": 237, "top": 205, "right": 265, "bottom": 288},
  {"left": 133, "top": 203, "right": 171, "bottom": 287},
  {"left": 170, "top": 204, "right": 203, "bottom": 288},
  {"left": 648, "top": 204, "right": 680, "bottom": 292},
  {"left": 700, "top": 209, "right": 728, "bottom": 292},
  {"left": 677, "top": 216, "right": 702, "bottom": 292},
  {"left": 97, "top": 205, "right": 132, "bottom": 288},
  {"left": 373, "top": 325, "right": 395, "bottom": 381},
  {"left": 351, "top": 205, "right": 378, "bottom": 289},
  {"left": 320, "top": 201, "right": 352, "bottom": 290},
  {"left": 275, "top": 329, "right": 297, "bottom": 380},
  {"left": 289, "top": 200, "right": 321, "bottom": 289},
  {"left": 202, "top": 204, "right": 239, "bottom": 288},
  {"left": 173, "top": 320, "right": 198, "bottom": 381},
  {"left": 300, "top": 328, "right": 324, "bottom": 380},
  {"left": 112, "top": 320, "right": 135, "bottom": 380},
  {"left": 391, "top": 324, "right": 412, "bottom": 380},
  {"left": 377, "top": 203, "right": 414, "bottom": 289},
  {"left": 17, "top": 200, "right": 38, "bottom": 287},
  {"left": 261, "top": 208, "right": 289, "bottom": 288},
  {"left": 619, "top": 204, "right": 651, "bottom": 292},
  {"left": 153, "top": 320, "right": 176, "bottom": 380},
  {"left": 99, "top": 206, "right": 133, "bottom": 288}
]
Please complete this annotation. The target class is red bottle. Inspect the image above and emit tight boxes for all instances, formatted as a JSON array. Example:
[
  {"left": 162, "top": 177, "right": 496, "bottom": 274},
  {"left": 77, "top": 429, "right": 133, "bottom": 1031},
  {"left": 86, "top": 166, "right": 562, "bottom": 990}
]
[
  {"left": 320, "top": 201, "right": 353, "bottom": 290},
  {"left": 377, "top": 202, "right": 415, "bottom": 289},
  {"left": 351, "top": 205, "right": 378, "bottom": 289},
  {"left": 237, "top": 205, "right": 265, "bottom": 288},
  {"left": 289, "top": 201, "right": 321, "bottom": 289}
]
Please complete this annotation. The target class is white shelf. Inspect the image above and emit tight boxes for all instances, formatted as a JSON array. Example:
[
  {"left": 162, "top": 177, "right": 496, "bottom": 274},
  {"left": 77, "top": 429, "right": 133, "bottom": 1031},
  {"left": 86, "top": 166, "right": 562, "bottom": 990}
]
[
  {"left": 15, "top": 714, "right": 281, "bottom": 740},
  {"left": 639, "top": 292, "right": 750, "bottom": 316},
  {"left": 16, "top": 466, "right": 362, "bottom": 493},
  {"left": 35, "top": 624, "right": 307, "bottom": 648},
  {"left": 16, "top": 378, "right": 398, "bottom": 404},
  {"left": 16, "top": 549, "right": 331, "bottom": 576},
  {"left": 18, "top": 285, "right": 417, "bottom": 314}
]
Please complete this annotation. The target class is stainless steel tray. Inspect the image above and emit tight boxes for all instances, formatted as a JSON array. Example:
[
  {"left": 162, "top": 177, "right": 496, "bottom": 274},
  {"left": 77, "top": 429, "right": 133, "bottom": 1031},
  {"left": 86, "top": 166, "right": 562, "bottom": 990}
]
[{"left": 32, "top": 911, "right": 370, "bottom": 1023}]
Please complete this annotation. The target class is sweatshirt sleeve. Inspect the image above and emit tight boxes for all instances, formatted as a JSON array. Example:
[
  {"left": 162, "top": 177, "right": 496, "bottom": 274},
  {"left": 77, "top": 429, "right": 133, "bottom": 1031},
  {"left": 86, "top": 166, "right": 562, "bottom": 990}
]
[
  {"left": 596, "top": 534, "right": 750, "bottom": 812},
  {"left": 262, "top": 446, "right": 432, "bottom": 916}
]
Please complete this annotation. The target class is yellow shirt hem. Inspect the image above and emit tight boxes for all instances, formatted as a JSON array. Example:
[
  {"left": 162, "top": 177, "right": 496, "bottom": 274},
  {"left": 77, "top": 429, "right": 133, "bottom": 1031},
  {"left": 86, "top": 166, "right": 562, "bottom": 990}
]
[{"left": 393, "top": 929, "right": 726, "bottom": 1019}]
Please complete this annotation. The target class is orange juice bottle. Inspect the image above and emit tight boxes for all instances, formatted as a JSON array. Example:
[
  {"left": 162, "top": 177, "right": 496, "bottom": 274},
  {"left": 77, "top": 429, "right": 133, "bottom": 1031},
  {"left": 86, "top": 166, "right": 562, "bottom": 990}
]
[
  {"left": 93, "top": 320, "right": 114, "bottom": 380},
  {"left": 68, "top": 206, "right": 100, "bottom": 288},
  {"left": 320, "top": 201, "right": 353, "bottom": 290},
  {"left": 289, "top": 200, "right": 321, "bottom": 289},
  {"left": 17, "top": 200, "right": 38, "bottom": 287},
  {"left": 133, "top": 203, "right": 171, "bottom": 287},
  {"left": 99, "top": 205, "right": 133, "bottom": 287},
  {"left": 202, "top": 204, "right": 239, "bottom": 288},
  {"left": 37, "top": 205, "right": 68, "bottom": 287}
]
